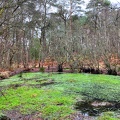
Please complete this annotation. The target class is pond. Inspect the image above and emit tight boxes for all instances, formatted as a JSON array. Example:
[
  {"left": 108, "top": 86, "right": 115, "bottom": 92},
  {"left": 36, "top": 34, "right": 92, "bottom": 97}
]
[{"left": 75, "top": 100, "right": 120, "bottom": 116}]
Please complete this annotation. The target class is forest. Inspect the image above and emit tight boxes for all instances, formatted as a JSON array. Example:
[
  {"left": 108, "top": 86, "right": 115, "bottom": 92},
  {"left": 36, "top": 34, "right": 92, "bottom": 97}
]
[
  {"left": 0, "top": 0, "right": 120, "bottom": 75},
  {"left": 0, "top": 0, "right": 120, "bottom": 120}
]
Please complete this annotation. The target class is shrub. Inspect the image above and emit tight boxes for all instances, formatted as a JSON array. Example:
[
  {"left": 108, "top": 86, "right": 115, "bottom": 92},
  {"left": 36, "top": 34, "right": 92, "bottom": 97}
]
[{"left": 39, "top": 67, "right": 45, "bottom": 72}]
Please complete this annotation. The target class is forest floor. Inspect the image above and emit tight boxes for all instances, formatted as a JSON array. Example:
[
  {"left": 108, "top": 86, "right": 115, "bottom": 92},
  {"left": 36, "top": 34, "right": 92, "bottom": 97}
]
[{"left": 0, "top": 72, "right": 120, "bottom": 120}]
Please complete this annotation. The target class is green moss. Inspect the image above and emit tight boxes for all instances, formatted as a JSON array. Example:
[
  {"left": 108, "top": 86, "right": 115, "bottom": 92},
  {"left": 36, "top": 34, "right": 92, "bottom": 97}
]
[
  {"left": 98, "top": 112, "right": 119, "bottom": 120},
  {"left": 42, "top": 105, "right": 73, "bottom": 120},
  {"left": 0, "top": 73, "right": 120, "bottom": 119}
]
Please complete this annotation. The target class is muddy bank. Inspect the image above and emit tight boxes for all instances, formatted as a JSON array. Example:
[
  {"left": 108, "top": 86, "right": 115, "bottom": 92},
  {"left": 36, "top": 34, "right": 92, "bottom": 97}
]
[{"left": 1, "top": 111, "right": 43, "bottom": 120}]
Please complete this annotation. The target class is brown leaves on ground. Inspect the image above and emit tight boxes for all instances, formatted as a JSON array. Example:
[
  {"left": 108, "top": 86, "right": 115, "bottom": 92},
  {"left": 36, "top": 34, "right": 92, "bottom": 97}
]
[{"left": 0, "top": 71, "right": 10, "bottom": 79}]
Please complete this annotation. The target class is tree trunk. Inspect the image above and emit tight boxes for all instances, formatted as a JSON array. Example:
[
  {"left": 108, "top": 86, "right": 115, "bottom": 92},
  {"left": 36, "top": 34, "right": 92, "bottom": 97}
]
[{"left": 57, "top": 64, "right": 63, "bottom": 72}]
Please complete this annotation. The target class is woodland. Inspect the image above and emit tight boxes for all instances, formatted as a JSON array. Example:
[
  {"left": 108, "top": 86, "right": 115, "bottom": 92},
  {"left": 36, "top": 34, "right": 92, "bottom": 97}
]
[
  {"left": 0, "top": 0, "right": 120, "bottom": 120},
  {"left": 0, "top": 0, "right": 120, "bottom": 75}
]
